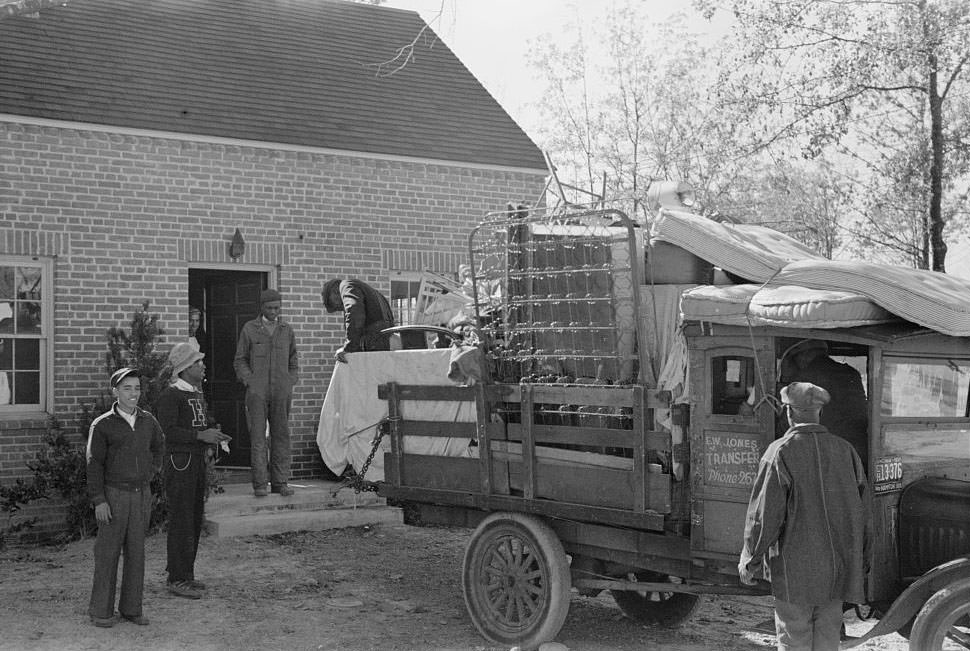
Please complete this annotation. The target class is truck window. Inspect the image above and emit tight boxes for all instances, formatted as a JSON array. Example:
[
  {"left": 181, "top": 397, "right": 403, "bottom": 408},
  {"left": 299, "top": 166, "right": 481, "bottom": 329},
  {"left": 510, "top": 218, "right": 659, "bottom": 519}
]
[
  {"left": 880, "top": 357, "right": 970, "bottom": 418},
  {"left": 711, "top": 355, "right": 755, "bottom": 415}
]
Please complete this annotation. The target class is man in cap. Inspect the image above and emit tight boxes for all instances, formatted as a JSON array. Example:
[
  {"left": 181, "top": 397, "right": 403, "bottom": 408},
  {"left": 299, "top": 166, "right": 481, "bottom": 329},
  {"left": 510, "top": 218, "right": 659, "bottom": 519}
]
[
  {"left": 86, "top": 367, "right": 165, "bottom": 627},
  {"left": 739, "top": 382, "right": 872, "bottom": 651},
  {"left": 780, "top": 339, "right": 869, "bottom": 467},
  {"left": 156, "top": 342, "right": 230, "bottom": 599},
  {"left": 233, "top": 288, "right": 299, "bottom": 497},
  {"left": 321, "top": 279, "right": 394, "bottom": 363}
]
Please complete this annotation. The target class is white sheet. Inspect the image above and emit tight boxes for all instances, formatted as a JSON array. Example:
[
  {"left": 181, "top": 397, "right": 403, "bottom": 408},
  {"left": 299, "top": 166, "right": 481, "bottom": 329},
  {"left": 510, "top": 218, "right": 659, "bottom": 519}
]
[{"left": 316, "top": 349, "right": 477, "bottom": 482}]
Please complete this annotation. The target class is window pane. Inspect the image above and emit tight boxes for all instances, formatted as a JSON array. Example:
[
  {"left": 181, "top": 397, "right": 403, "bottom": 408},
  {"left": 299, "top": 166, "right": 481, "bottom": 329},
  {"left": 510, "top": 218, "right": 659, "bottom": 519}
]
[
  {"left": 14, "top": 339, "right": 40, "bottom": 371},
  {"left": 11, "top": 371, "right": 39, "bottom": 404},
  {"left": 17, "top": 266, "right": 42, "bottom": 300},
  {"left": 0, "top": 338, "right": 10, "bottom": 370},
  {"left": 0, "top": 302, "right": 12, "bottom": 333},
  {"left": 711, "top": 355, "right": 755, "bottom": 415},
  {"left": 881, "top": 358, "right": 970, "bottom": 418},
  {"left": 17, "top": 302, "right": 41, "bottom": 334},
  {"left": 0, "top": 267, "right": 13, "bottom": 300}
]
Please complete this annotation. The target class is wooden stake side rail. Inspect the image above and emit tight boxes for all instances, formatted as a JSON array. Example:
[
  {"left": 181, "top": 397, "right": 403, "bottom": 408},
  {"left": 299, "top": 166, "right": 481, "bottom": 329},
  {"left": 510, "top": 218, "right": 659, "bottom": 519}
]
[{"left": 377, "top": 382, "right": 673, "bottom": 531}]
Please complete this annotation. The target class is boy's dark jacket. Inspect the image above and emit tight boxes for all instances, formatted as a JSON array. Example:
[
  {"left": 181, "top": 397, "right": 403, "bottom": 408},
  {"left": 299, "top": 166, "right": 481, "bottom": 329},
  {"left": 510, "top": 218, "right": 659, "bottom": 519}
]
[{"left": 86, "top": 405, "right": 165, "bottom": 506}]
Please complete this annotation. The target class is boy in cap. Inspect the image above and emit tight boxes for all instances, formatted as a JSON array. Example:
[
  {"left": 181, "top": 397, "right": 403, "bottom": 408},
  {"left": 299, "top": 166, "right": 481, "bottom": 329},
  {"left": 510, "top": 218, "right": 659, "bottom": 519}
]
[
  {"left": 233, "top": 288, "right": 299, "bottom": 497},
  {"left": 739, "top": 382, "right": 872, "bottom": 651},
  {"left": 86, "top": 367, "right": 165, "bottom": 627},
  {"left": 156, "top": 342, "right": 231, "bottom": 599}
]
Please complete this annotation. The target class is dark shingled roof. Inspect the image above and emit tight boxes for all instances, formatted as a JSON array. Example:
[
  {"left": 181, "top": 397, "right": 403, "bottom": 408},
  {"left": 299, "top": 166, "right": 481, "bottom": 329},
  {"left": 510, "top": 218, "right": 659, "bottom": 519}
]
[{"left": 0, "top": 0, "right": 546, "bottom": 170}]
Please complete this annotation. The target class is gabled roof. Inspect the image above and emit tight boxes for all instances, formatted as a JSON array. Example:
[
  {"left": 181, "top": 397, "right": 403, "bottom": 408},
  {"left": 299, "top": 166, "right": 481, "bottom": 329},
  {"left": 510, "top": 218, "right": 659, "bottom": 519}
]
[{"left": 0, "top": 0, "right": 546, "bottom": 170}]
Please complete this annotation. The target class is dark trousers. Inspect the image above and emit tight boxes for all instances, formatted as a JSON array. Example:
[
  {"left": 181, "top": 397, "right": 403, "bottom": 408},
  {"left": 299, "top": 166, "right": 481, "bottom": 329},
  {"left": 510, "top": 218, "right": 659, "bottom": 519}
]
[
  {"left": 246, "top": 390, "right": 292, "bottom": 488},
  {"left": 774, "top": 598, "right": 843, "bottom": 651},
  {"left": 164, "top": 450, "right": 206, "bottom": 584},
  {"left": 89, "top": 484, "right": 151, "bottom": 619}
]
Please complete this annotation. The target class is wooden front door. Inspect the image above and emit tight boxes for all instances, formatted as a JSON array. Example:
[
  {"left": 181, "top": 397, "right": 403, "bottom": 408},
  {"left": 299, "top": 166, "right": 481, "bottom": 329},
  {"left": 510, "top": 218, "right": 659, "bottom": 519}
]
[{"left": 199, "top": 270, "right": 266, "bottom": 467}]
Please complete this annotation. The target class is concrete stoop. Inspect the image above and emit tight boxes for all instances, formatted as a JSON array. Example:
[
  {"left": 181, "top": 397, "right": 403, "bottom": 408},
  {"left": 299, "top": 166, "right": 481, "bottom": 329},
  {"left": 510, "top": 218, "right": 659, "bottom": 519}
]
[{"left": 204, "top": 479, "right": 402, "bottom": 538}]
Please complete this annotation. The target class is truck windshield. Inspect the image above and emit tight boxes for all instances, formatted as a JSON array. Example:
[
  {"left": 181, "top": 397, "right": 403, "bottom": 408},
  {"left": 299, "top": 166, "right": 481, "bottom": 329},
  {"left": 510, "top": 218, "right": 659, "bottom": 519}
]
[{"left": 880, "top": 357, "right": 970, "bottom": 418}]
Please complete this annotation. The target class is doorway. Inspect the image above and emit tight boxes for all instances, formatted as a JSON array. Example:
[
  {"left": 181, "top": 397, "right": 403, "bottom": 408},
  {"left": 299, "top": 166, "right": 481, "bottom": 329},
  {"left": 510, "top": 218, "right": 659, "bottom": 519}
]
[{"left": 188, "top": 268, "right": 268, "bottom": 469}]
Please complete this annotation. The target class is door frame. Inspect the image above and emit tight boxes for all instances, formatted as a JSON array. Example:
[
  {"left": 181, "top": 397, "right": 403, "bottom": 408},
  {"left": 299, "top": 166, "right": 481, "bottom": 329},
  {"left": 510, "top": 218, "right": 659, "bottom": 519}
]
[{"left": 188, "top": 262, "right": 277, "bottom": 470}]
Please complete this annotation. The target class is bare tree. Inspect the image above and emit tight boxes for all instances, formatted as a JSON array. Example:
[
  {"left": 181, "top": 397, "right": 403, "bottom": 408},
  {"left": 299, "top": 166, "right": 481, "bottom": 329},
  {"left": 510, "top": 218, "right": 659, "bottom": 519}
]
[{"left": 705, "top": 0, "right": 970, "bottom": 271}]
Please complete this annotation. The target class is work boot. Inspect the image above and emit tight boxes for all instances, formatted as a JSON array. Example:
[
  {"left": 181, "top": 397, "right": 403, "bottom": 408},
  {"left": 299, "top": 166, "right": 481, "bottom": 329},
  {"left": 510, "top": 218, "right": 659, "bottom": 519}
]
[
  {"left": 167, "top": 580, "right": 202, "bottom": 600},
  {"left": 272, "top": 484, "right": 294, "bottom": 497}
]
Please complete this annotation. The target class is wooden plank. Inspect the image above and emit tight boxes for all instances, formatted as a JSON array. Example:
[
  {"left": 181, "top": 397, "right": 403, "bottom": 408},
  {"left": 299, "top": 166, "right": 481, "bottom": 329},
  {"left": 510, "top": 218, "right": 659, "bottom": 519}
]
[
  {"left": 476, "top": 384, "right": 492, "bottom": 496},
  {"left": 377, "top": 484, "right": 666, "bottom": 531},
  {"left": 387, "top": 383, "right": 403, "bottom": 486},
  {"left": 398, "top": 420, "right": 478, "bottom": 438},
  {"left": 378, "top": 384, "right": 477, "bottom": 402},
  {"left": 647, "top": 471, "right": 671, "bottom": 513},
  {"left": 399, "top": 454, "right": 481, "bottom": 491},
  {"left": 506, "top": 423, "right": 670, "bottom": 450},
  {"left": 491, "top": 440, "right": 634, "bottom": 470},
  {"left": 633, "top": 385, "right": 646, "bottom": 512},
  {"left": 488, "top": 383, "right": 670, "bottom": 409},
  {"left": 521, "top": 384, "right": 536, "bottom": 499},
  {"left": 535, "top": 464, "right": 635, "bottom": 510}
]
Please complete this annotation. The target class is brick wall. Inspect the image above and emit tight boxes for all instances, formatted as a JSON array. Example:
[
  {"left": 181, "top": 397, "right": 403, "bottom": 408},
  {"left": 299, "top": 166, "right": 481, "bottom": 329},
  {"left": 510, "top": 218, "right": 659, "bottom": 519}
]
[{"left": 0, "top": 120, "right": 546, "bottom": 539}]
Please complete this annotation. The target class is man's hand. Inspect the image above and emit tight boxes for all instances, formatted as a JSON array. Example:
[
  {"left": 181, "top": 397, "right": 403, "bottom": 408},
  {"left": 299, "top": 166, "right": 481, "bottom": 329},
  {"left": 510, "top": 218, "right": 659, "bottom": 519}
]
[
  {"left": 95, "top": 502, "right": 112, "bottom": 524},
  {"left": 335, "top": 347, "right": 348, "bottom": 364},
  {"left": 197, "top": 428, "right": 231, "bottom": 445},
  {"left": 738, "top": 561, "right": 757, "bottom": 586}
]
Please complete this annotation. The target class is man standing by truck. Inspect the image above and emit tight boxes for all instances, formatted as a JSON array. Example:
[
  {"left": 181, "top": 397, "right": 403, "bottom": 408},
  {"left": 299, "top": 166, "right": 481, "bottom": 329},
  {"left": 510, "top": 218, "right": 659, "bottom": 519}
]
[
  {"left": 739, "top": 381, "right": 872, "bottom": 651},
  {"left": 321, "top": 278, "right": 394, "bottom": 363}
]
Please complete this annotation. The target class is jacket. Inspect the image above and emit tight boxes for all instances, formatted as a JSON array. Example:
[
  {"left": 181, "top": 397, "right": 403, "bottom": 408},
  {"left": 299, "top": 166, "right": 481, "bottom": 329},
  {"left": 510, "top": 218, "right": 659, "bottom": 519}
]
[
  {"left": 155, "top": 380, "right": 216, "bottom": 454},
  {"left": 337, "top": 279, "right": 394, "bottom": 352},
  {"left": 85, "top": 404, "right": 165, "bottom": 506},
  {"left": 233, "top": 317, "right": 299, "bottom": 396},
  {"left": 740, "top": 423, "right": 872, "bottom": 605}
]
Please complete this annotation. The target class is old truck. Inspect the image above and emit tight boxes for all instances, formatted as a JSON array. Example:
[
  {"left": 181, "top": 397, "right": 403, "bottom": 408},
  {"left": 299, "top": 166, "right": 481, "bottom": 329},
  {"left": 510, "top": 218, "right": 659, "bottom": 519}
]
[{"left": 354, "top": 203, "right": 970, "bottom": 649}]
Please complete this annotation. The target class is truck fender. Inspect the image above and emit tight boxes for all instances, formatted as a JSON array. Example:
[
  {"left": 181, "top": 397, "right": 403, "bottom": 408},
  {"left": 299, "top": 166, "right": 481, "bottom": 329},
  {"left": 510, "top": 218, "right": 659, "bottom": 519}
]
[{"left": 841, "top": 555, "right": 970, "bottom": 648}]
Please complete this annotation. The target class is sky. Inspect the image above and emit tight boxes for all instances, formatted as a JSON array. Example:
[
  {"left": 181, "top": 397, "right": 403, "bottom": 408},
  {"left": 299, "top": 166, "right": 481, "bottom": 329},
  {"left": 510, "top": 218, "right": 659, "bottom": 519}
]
[{"left": 381, "top": 0, "right": 723, "bottom": 137}]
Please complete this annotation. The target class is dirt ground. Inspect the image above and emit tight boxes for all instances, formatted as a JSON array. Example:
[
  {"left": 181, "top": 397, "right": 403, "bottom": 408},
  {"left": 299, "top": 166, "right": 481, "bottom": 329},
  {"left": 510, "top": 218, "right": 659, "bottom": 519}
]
[{"left": 0, "top": 522, "right": 911, "bottom": 651}]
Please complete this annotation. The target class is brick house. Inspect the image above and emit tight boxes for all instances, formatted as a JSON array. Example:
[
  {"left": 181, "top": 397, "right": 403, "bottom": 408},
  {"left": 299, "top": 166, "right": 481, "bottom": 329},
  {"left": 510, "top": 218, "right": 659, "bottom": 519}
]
[{"left": 0, "top": 0, "right": 546, "bottom": 540}]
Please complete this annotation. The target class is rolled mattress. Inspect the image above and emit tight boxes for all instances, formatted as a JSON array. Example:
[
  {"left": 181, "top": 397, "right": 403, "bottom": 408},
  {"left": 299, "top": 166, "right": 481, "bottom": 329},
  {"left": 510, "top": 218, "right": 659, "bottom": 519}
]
[{"left": 681, "top": 284, "right": 896, "bottom": 329}]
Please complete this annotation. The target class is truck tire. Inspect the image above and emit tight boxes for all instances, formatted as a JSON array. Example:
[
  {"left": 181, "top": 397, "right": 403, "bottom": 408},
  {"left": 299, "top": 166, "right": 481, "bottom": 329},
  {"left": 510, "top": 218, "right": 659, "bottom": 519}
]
[
  {"left": 611, "top": 571, "right": 703, "bottom": 627},
  {"left": 462, "top": 512, "right": 571, "bottom": 648},
  {"left": 909, "top": 577, "right": 970, "bottom": 650}
]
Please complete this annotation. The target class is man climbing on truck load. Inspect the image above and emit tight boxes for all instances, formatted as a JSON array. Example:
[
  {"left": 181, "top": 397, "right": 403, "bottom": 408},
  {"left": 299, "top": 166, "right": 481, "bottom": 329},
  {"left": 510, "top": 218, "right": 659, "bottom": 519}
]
[
  {"left": 779, "top": 339, "right": 869, "bottom": 467},
  {"left": 739, "top": 381, "right": 872, "bottom": 651},
  {"left": 322, "top": 278, "right": 395, "bottom": 363}
]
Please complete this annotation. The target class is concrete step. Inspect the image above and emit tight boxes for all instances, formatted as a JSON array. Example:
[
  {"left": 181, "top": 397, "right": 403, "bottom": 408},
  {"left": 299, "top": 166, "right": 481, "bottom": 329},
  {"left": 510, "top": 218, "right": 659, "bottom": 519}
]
[{"left": 204, "top": 479, "right": 401, "bottom": 538}]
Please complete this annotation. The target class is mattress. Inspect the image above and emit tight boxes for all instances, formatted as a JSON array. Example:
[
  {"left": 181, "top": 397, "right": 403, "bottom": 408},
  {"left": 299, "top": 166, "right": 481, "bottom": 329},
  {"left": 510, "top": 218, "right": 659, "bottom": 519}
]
[
  {"left": 681, "top": 284, "right": 896, "bottom": 329},
  {"left": 775, "top": 260, "right": 970, "bottom": 337},
  {"left": 650, "top": 208, "right": 824, "bottom": 282}
]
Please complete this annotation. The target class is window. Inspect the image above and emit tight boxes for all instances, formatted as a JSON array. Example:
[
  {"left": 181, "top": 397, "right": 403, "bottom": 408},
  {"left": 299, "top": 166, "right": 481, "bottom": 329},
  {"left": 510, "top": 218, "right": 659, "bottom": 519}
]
[
  {"left": 880, "top": 357, "right": 970, "bottom": 418},
  {"left": 0, "top": 257, "right": 52, "bottom": 412},
  {"left": 389, "top": 272, "right": 423, "bottom": 326},
  {"left": 711, "top": 355, "right": 755, "bottom": 415}
]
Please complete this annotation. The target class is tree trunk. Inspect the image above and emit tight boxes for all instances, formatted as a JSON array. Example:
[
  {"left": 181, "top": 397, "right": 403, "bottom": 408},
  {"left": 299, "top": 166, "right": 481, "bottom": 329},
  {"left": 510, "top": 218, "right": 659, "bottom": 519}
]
[{"left": 926, "top": 18, "right": 948, "bottom": 271}]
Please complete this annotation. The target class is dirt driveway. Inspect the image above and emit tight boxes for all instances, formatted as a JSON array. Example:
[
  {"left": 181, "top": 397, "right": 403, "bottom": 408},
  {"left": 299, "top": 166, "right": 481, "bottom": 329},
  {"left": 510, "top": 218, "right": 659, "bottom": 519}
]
[{"left": 0, "top": 522, "right": 910, "bottom": 651}]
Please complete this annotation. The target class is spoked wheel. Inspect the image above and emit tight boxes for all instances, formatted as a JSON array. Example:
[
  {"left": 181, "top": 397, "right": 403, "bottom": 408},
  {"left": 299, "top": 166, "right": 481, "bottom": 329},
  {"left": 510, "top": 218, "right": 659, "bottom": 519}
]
[
  {"left": 610, "top": 571, "right": 703, "bottom": 627},
  {"left": 462, "top": 512, "right": 571, "bottom": 648},
  {"left": 910, "top": 578, "right": 970, "bottom": 650}
]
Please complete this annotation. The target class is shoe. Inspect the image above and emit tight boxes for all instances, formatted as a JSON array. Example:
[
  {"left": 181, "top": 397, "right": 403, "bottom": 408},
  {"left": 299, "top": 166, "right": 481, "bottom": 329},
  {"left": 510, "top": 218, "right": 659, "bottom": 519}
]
[
  {"left": 272, "top": 484, "right": 294, "bottom": 497},
  {"left": 167, "top": 580, "right": 202, "bottom": 599},
  {"left": 90, "top": 615, "right": 116, "bottom": 628},
  {"left": 188, "top": 579, "right": 206, "bottom": 590},
  {"left": 254, "top": 487, "right": 268, "bottom": 497},
  {"left": 121, "top": 613, "right": 150, "bottom": 626}
]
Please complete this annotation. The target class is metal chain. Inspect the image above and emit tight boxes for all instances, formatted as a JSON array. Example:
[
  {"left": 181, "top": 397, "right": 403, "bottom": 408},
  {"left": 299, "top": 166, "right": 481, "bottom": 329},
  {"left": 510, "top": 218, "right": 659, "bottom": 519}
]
[{"left": 332, "top": 418, "right": 392, "bottom": 495}]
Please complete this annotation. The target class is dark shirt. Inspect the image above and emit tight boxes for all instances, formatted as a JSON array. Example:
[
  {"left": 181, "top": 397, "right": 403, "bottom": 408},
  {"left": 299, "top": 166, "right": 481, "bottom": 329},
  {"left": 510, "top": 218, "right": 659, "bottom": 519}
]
[
  {"left": 85, "top": 404, "right": 165, "bottom": 505},
  {"left": 337, "top": 279, "right": 394, "bottom": 352}
]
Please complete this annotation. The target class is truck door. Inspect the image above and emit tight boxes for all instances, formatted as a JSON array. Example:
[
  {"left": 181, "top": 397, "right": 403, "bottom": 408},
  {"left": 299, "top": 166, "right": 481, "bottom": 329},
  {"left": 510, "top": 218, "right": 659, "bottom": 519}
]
[{"left": 688, "top": 337, "right": 776, "bottom": 559}]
